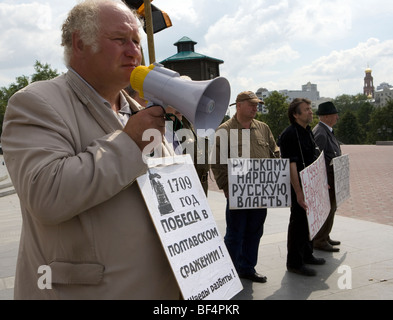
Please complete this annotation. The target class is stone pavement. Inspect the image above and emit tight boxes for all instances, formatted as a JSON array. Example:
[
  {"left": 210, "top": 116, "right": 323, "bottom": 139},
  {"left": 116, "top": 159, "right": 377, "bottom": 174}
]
[
  {"left": 1, "top": 145, "right": 393, "bottom": 300},
  {"left": 335, "top": 145, "right": 393, "bottom": 227},
  {"left": 208, "top": 144, "right": 393, "bottom": 300}
]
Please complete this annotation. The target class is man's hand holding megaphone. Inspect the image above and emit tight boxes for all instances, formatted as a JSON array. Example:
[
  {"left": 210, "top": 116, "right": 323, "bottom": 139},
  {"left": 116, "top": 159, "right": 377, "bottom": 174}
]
[{"left": 123, "top": 105, "right": 166, "bottom": 152}]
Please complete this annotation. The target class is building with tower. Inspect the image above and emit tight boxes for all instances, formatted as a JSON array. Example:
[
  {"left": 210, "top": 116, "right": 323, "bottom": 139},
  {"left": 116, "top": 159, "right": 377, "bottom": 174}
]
[
  {"left": 363, "top": 67, "right": 375, "bottom": 99},
  {"left": 160, "top": 36, "right": 224, "bottom": 81}
]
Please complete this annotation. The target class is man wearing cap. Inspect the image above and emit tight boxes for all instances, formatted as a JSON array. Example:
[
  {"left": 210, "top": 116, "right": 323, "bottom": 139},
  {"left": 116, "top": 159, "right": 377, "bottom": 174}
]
[
  {"left": 313, "top": 101, "right": 342, "bottom": 252},
  {"left": 212, "top": 91, "right": 280, "bottom": 283}
]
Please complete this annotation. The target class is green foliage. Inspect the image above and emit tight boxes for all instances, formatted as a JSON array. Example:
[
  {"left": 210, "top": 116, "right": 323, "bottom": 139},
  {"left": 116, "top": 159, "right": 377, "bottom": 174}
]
[
  {"left": 336, "top": 111, "right": 362, "bottom": 144},
  {"left": 221, "top": 114, "right": 230, "bottom": 125},
  {"left": 332, "top": 94, "right": 375, "bottom": 143},
  {"left": 0, "top": 61, "right": 59, "bottom": 135},
  {"left": 256, "top": 91, "right": 289, "bottom": 140},
  {"left": 253, "top": 91, "right": 393, "bottom": 145},
  {"left": 332, "top": 94, "right": 392, "bottom": 144},
  {"left": 366, "top": 101, "right": 393, "bottom": 143},
  {"left": 31, "top": 61, "right": 59, "bottom": 82}
]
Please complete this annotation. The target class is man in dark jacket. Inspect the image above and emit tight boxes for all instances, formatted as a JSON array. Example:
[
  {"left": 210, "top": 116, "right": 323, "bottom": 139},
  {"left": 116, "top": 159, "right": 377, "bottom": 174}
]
[
  {"left": 278, "top": 98, "right": 325, "bottom": 276},
  {"left": 312, "top": 101, "right": 342, "bottom": 252}
]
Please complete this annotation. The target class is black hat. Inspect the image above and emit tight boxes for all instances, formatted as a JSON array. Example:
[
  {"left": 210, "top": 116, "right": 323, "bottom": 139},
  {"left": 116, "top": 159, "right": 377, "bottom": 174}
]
[{"left": 317, "top": 101, "right": 338, "bottom": 115}]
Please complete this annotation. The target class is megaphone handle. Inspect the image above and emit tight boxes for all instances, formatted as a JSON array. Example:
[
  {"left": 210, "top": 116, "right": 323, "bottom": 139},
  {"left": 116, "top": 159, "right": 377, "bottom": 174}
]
[
  {"left": 132, "top": 103, "right": 166, "bottom": 120},
  {"left": 147, "top": 101, "right": 159, "bottom": 108},
  {"left": 128, "top": 104, "right": 166, "bottom": 119},
  {"left": 146, "top": 100, "right": 166, "bottom": 109}
]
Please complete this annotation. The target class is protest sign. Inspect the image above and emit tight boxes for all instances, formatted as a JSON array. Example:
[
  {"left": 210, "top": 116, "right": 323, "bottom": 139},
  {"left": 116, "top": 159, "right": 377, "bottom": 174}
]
[
  {"left": 137, "top": 155, "right": 243, "bottom": 300},
  {"left": 228, "top": 158, "right": 291, "bottom": 209},
  {"left": 300, "top": 152, "right": 331, "bottom": 240},
  {"left": 333, "top": 154, "right": 350, "bottom": 207}
]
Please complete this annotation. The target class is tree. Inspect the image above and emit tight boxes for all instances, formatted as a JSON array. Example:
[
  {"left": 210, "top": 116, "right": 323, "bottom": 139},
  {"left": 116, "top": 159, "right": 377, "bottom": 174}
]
[
  {"left": 336, "top": 111, "right": 362, "bottom": 144},
  {"left": 366, "top": 100, "right": 393, "bottom": 143},
  {"left": 257, "top": 91, "right": 289, "bottom": 140},
  {"left": 333, "top": 94, "right": 375, "bottom": 144},
  {"left": 0, "top": 75, "right": 30, "bottom": 134},
  {"left": 0, "top": 61, "right": 59, "bottom": 134},
  {"left": 31, "top": 61, "right": 59, "bottom": 82}
]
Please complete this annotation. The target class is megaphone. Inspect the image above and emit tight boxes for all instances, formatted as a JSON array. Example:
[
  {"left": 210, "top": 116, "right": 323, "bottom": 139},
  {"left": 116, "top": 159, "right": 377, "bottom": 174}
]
[{"left": 130, "top": 63, "right": 231, "bottom": 132}]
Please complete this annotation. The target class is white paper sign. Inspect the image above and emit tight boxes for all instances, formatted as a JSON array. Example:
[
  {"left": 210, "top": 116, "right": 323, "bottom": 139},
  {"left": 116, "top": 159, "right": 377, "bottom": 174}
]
[
  {"left": 228, "top": 158, "right": 291, "bottom": 209},
  {"left": 137, "top": 155, "right": 243, "bottom": 300},
  {"left": 300, "top": 152, "right": 331, "bottom": 240},
  {"left": 333, "top": 154, "right": 350, "bottom": 207}
]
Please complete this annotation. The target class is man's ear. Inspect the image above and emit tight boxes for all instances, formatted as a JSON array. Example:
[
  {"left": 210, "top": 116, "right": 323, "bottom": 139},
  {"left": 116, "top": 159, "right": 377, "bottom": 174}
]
[{"left": 72, "top": 31, "right": 85, "bottom": 55}]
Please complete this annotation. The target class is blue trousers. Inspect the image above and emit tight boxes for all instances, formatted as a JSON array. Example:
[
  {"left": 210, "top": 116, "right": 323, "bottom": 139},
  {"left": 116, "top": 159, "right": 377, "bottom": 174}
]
[{"left": 224, "top": 201, "right": 267, "bottom": 275}]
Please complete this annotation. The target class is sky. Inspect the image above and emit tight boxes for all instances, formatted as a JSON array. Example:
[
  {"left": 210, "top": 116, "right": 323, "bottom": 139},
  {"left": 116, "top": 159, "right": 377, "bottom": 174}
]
[{"left": 1, "top": 0, "right": 393, "bottom": 111}]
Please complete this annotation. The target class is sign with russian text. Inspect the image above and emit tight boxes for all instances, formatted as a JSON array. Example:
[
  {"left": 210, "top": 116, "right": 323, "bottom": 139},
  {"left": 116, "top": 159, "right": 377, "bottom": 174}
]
[
  {"left": 137, "top": 155, "right": 243, "bottom": 300},
  {"left": 300, "top": 152, "right": 331, "bottom": 240},
  {"left": 228, "top": 158, "right": 291, "bottom": 209},
  {"left": 333, "top": 154, "right": 350, "bottom": 207}
]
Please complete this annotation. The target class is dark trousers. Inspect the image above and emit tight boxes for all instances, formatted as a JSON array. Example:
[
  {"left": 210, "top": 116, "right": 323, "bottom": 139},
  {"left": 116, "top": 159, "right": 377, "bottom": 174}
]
[
  {"left": 224, "top": 201, "right": 267, "bottom": 275},
  {"left": 286, "top": 192, "right": 314, "bottom": 269}
]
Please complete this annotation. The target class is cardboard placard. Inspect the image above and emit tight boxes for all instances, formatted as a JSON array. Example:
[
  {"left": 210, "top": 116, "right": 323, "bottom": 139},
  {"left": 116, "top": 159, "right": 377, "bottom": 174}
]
[
  {"left": 333, "top": 154, "right": 351, "bottom": 207},
  {"left": 228, "top": 158, "right": 291, "bottom": 209},
  {"left": 137, "top": 155, "right": 243, "bottom": 300},
  {"left": 300, "top": 152, "right": 331, "bottom": 240}
]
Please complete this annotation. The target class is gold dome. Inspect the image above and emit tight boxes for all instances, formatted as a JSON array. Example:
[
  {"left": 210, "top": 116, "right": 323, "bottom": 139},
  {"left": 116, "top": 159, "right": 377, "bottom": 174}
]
[{"left": 365, "top": 67, "right": 372, "bottom": 73}]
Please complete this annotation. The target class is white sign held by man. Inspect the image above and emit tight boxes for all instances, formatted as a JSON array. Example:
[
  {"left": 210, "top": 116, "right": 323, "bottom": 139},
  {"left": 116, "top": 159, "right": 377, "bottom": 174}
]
[
  {"left": 333, "top": 154, "right": 351, "bottom": 207},
  {"left": 228, "top": 158, "right": 291, "bottom": 209},
  {"left": 300, "top": 152, "right": 331, "bottom": 240},
  {"left": 137, "top": 155, "right": 243, "bottom": 300}
]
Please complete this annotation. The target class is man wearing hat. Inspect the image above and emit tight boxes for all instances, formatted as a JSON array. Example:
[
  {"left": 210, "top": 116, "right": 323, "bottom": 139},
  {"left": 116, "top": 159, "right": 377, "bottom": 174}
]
[
  {"left": 313, "top": 101, "right": 342, "bottom": 252},
  {"left": 212, "top": 91, "right": 280, "bottom": 283}
]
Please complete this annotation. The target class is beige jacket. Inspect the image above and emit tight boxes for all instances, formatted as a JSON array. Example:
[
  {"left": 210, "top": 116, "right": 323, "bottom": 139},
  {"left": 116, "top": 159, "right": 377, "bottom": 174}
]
[
  {"left": 2, "top": 71, "right": 179, "bottom": 300},
  {"left": 211, "top": 114, "right": 280, "bottom": 195}
]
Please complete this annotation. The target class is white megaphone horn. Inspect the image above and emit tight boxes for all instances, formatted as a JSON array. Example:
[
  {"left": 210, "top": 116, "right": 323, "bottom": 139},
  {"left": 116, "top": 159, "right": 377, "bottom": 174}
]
[{"left": 130, "top": 63, "right": 231, "bottom": 132}]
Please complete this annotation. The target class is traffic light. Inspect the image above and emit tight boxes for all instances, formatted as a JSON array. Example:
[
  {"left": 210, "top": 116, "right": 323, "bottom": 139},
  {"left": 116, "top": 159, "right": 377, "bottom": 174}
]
[{"left": 124, "top": 0, "right": 172, "bottom": 34}]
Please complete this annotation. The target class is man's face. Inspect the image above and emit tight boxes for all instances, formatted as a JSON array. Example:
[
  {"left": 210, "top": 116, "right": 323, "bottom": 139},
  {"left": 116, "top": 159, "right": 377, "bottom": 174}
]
[
  {"left": 238, "top": 100, "right": 258, "bottom": 119},
  {"left": 325, "top": 113, "right": 339, "bottom": 127},
  {"left": 295, "top": 102, "right": 314, "bottom": 127},
  {"left": 83, "top": 3, "right": 142, "bottom": 91}
]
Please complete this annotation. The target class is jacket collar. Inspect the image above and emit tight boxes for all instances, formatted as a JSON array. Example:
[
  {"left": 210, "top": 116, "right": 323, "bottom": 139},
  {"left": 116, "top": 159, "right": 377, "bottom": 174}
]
[
  {"left": 232, "top": 113, "right": 258, "bottom": 130},
  {"left": 65, "top": 70, "right": 138, "bottom": 134},
  {"left": 319, "top": 121, "right": 334, "bottom": 133}
]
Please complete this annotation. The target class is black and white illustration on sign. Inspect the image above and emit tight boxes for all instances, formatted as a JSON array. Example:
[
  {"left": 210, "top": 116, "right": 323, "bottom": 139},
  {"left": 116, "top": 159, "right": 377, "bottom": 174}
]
[
  {"left": 228, "top": 158, "right": 291, "bottom": 209},
  {"left": 137, "top": 155, "right": 243, "bottom": 300},
  {"left": 148, "top": 171, "right": 174, "bottom": 215}
]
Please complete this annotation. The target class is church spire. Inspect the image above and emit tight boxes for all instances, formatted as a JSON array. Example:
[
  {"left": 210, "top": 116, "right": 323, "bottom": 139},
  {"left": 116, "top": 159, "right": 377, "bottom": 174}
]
[{"left": 364, "top": 66, "right": 374, "bottom": 98}]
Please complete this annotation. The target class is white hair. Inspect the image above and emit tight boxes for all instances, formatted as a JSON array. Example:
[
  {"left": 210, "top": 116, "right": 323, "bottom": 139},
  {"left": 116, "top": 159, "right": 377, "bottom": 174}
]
[{"left": 61, "top": 0, "right": 140, "bottom": 66}]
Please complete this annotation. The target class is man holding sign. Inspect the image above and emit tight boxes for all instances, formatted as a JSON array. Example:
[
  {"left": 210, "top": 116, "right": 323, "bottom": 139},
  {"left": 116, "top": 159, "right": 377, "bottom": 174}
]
[
  {"left": 212, "top": 91, "right": 280, "bottom": 283},
  {"left": 313, "top": 101, "right": 342, "bottom": 252},
  {"left": 278, "top": 98, "right": 326, "bottom": 277},
  {"left": 1, "top": 1, "right": 179, "bottom": 299}
]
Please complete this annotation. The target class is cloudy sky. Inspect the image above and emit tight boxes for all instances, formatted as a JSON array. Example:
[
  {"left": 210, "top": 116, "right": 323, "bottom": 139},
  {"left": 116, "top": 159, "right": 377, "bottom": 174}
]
[{"left": 1, "top": 0, "right": 393, "bottom": 109}]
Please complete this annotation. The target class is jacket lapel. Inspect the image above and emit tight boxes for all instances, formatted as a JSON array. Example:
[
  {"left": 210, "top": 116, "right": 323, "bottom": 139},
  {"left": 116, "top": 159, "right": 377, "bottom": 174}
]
[
  {"left": 321, "top": 123, "right": 341, "bottom": 154},
  {"left": 65, "top": 71, "right": 123, "bottom": 134}
]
